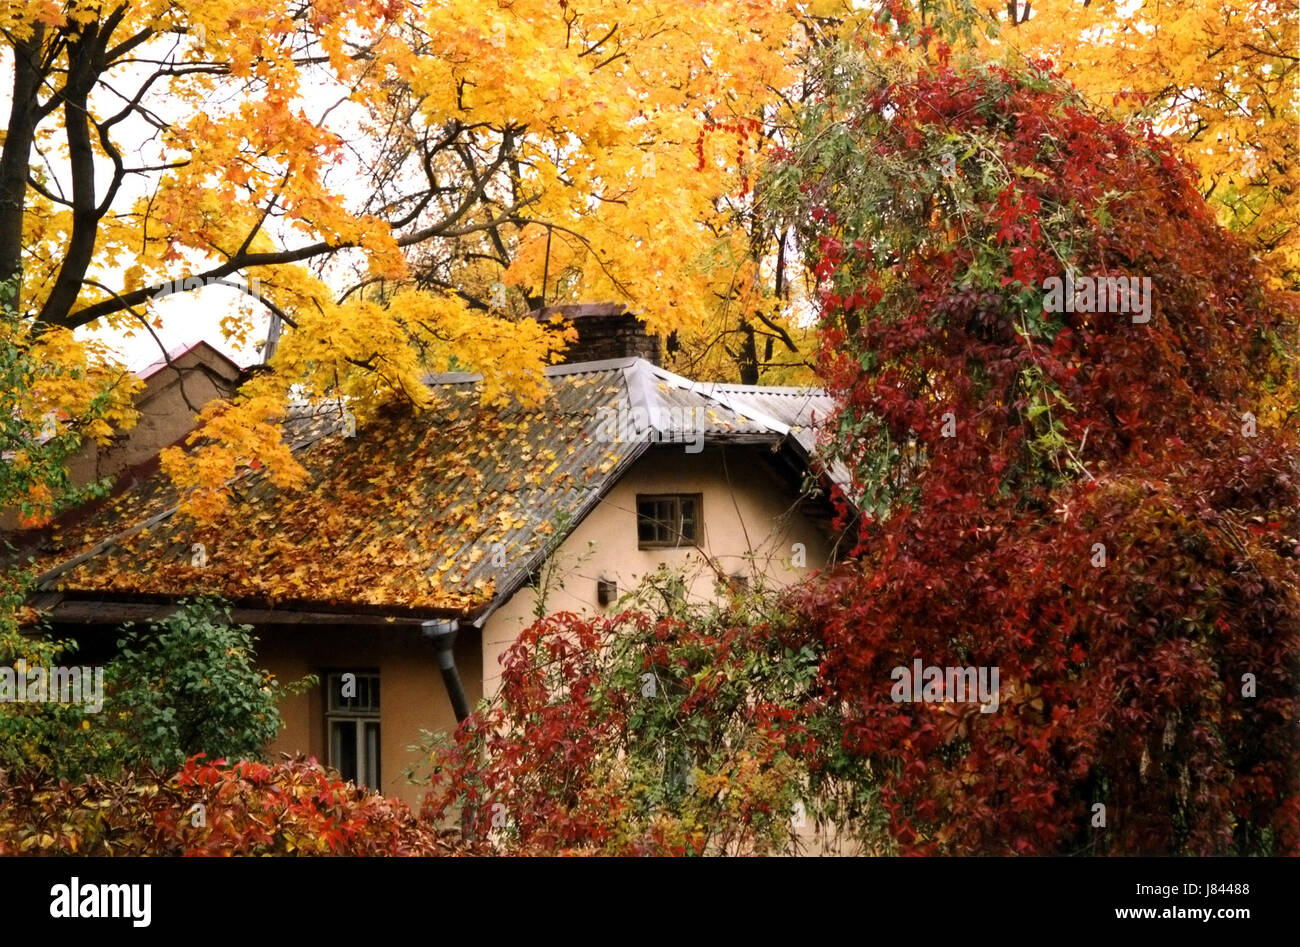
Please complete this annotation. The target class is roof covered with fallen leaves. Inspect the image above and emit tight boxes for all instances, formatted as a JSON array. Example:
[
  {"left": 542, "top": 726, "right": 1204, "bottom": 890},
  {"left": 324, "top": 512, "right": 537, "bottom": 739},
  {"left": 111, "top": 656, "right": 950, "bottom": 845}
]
[{"left": 12, "top": 358, "right": 839, "bottom": 619}]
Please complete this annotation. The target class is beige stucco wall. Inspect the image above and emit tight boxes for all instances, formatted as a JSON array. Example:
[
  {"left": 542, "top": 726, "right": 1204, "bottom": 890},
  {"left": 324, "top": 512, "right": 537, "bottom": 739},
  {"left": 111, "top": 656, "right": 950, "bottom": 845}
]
[
  {"left": 480, "top": 444, "right": 833, "bottom": 697},
  {"left": 256, "top": 624, "right": 482, "bottom": 809}
]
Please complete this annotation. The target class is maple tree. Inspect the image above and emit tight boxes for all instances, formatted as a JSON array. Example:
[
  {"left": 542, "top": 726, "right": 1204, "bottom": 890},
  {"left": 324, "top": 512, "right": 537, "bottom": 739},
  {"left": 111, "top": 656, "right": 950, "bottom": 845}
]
[
  {"left": 1, "top": 0, "right": 816, "bottom": 522},
  {"left": 0, "top": 277, "right": 139, "bottom": 525},
  {"left": 660, "top": 1, "right": 984, "bottom": 385},
  {"left": 987, "top": 0, "right": 1300, "bottom": 289}
]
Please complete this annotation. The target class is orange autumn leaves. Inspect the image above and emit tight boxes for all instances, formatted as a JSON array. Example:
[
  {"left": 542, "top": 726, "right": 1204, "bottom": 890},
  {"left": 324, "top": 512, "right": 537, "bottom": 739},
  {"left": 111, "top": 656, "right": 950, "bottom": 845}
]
[{"left": 39, "top": 371, "right": 632, "bottom": 615}]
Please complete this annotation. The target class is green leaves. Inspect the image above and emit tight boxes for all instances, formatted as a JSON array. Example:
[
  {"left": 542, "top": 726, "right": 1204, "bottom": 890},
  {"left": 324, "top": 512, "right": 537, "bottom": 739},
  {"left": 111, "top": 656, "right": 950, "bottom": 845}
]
[
  {"left": 107, "top": 599, "right": 304, "bottom": 773},
  {"left": 0, "top": 598, "right": 309, "bottom": 783}
]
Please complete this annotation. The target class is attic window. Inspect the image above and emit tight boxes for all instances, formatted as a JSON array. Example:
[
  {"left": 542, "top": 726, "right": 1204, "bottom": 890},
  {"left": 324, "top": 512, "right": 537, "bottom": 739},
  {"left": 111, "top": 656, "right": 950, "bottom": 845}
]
[{"left": 636, "top": 494, "right": 701, "bottom": 549}]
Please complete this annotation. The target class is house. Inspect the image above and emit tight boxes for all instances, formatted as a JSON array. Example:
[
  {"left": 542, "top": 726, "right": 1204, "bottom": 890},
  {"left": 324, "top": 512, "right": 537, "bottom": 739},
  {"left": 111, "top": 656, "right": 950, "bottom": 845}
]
[{"left": 14, "top": 307, "right": 849, "bottom": 807}]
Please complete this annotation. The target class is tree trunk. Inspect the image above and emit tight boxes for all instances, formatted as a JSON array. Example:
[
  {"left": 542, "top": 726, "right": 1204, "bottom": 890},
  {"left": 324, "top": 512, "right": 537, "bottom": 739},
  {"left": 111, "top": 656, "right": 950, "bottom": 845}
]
[
  {"left": 0, "top": 26, "right": 46, "bottom": 297},
  {"left": 38, "top": 29, "right": 104, "bottom": 328}
]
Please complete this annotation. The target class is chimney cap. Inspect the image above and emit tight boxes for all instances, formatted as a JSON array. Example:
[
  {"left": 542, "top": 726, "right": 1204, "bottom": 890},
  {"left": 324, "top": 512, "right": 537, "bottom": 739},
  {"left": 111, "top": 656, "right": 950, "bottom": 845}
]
[{"left": 530, "top": 302, "right": 631, "bottom": 322}]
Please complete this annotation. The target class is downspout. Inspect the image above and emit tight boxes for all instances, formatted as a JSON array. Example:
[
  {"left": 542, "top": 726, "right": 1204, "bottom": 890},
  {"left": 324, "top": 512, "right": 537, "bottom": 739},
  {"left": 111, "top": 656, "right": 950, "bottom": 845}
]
[{"left": 421, "top": 619, "right": 470, "bottom": 723}]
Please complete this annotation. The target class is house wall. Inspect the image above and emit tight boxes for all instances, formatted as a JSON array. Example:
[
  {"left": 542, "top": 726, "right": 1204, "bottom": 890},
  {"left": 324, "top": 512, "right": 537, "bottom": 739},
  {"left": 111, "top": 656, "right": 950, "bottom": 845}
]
[
  {"left": 255, "top": 623, "right": 482, "bottom": 810},
  {"left": 480, "top": 444, "right": 833, "bottom": 697}
]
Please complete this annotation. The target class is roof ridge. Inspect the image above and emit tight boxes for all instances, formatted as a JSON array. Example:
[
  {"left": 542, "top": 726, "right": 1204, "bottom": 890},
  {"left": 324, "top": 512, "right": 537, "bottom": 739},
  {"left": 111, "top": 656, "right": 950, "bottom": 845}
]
[
  {"left": 705, "top": 385, "right": 834, "bottom": 449},
  {"left": 419, "top": 359, "right": 639, "bottom": 387},
  {"left": 710, "top": 383, "right": 828, "bottom": 395},
  {"left": 620, "top": 359, "right": 661, "bottom": 428},
  {"left": 422, "top": 371, "right": 484, "bottom": 385},
  {"left": 136, "top": 339, "right": 243, "bottom": 381},
  {"left": 681, "top": 377, "right": 791, "bottom": 436},
  {"left": 545, "top": 357, "right": 640, "bottom": 376}
]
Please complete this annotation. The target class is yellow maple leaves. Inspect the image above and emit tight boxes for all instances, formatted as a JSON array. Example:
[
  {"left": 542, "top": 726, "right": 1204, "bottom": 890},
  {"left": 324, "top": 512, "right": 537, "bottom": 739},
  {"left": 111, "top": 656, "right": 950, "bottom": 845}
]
[
  {"left": 403, "top": 0, "right": 803, "bottom": 337},
  {"left": 21, "top": 329, "right": 142, "bottom": 445},
  {"left": 159, "top": 395, "right": 309, "bottom": 521},
  {"left": 5, "top": 0, "right": 821, "bottom": 524},
  {"left": 987, "top": 0, "right": 1300, "bottom": 286}
]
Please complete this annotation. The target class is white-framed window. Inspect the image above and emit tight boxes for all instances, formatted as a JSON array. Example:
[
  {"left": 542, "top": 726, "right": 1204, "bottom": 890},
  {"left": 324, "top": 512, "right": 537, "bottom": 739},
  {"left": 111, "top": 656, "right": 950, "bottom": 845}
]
[{"left": 325, "top": 671, "right": 380, "bottom": 790}]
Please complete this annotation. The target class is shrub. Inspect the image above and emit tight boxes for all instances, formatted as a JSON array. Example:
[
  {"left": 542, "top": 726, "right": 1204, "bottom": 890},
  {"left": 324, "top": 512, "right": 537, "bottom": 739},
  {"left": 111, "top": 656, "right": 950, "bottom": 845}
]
[
  {"left": 422, "top": 569, "right": 889, "bottom": 856},
  {"left": 0, "top": 599, "right": 309, "bottom": 782},
  {"left": 0, "top": 755, "right": 474, "bottom": 856},
  {"left": 106, "top": 599, "right": 305, "bottom": 773}
]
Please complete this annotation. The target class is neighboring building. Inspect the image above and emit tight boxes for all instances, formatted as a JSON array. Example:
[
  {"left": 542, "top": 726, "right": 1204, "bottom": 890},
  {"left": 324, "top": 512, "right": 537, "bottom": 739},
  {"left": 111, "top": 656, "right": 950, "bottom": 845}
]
[
  {"left": 76, "top": 340, "right": 245, "bottom": 485},
  {"left": 1, "top": 340, "right": 244, "bottom": 534},
  {"left": 15, "top": 309, "right": 849, "bottom": 808}
]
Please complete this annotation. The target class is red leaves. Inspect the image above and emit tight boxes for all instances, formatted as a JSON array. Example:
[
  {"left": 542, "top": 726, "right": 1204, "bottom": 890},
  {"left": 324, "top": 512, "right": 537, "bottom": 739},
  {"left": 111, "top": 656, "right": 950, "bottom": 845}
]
[
  {"left": 992, "top": 186, "right": 1025, "bottom": 245},
  {"left": 0, "top": 756, "right": 471, "bottom": 856},
  {"left": 422, "top": 607, "right": 836, "bottom": 855},
  {"left": 694, "top": 117, "right": 762, "bottom": 192},
  {"left": 779, "top": 62, "right": 1300, "bottom": 856}
]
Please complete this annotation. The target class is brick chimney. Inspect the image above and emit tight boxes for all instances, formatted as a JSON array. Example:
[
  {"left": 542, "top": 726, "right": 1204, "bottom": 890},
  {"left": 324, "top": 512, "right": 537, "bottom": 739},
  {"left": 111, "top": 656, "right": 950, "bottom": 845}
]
[{"left": 532, "top": 303, "right": 662, "bottom": 366}]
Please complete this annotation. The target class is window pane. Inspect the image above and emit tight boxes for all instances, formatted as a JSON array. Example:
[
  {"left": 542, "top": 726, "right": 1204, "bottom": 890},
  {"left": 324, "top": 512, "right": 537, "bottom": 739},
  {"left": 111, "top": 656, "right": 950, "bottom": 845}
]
[
  {"left": 331, "top": 720, "right": 357, "bottom": 783},
  {"left": 679, "top": 498, "right": 696, "bottom": 541},
  {"left": 637, "top": 495, "right": 702, "bottom": 546},
  {"left": 327, "top": 673, "right": 380, "bottom": 713},
  {"left": 657, "top": 500, "right": 676, "bottom": 542},
  {"left": 364, "top": 722, "right": 381, "bottom": 789}
]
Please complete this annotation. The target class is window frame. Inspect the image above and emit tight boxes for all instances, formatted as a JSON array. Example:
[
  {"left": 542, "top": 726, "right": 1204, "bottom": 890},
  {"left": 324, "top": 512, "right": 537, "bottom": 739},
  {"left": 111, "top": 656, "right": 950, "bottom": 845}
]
[
  {"left": 635, "top": 493, "right": 703, "bottom": 549},
  {"left": 323, "top": 671, "right": 381, "bottom": 790}
]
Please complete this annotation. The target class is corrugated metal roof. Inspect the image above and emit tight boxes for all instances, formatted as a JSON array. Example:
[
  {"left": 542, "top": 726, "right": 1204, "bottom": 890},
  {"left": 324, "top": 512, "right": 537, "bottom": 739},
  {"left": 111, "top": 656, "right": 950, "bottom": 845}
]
[
  {"left": 701, "top": 383, "right": 851, "bottom": 491},
  {"left": 16, "top": 359, "right": 843, "bottom": 619}
]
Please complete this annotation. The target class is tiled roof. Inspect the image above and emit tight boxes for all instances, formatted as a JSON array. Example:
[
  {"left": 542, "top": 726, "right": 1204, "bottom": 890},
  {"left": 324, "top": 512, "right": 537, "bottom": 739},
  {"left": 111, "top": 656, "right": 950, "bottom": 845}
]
[{"left": 14, "top": 359, "right": 840, "bottom": 620}]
